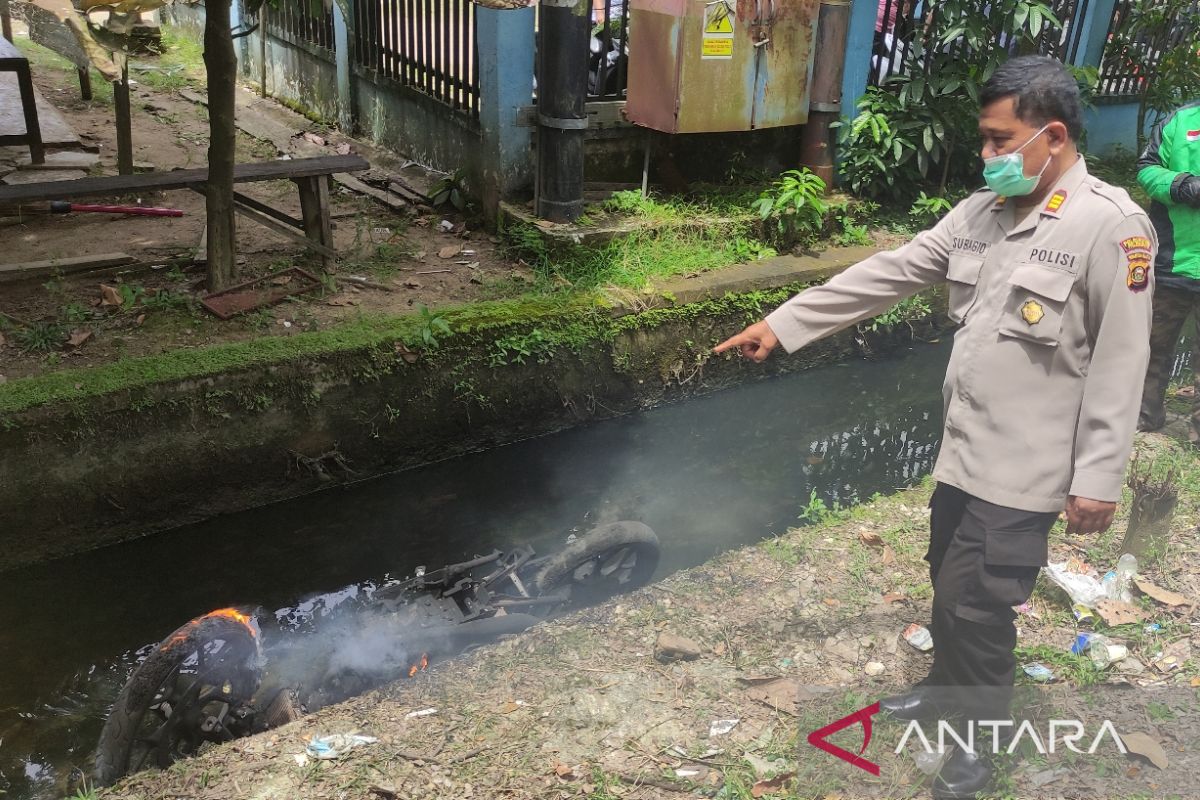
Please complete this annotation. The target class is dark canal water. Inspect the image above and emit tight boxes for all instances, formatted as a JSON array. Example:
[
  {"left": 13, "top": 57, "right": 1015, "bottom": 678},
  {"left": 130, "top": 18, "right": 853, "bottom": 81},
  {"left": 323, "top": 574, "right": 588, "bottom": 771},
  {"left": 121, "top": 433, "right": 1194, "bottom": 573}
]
[{"left": 1, "top": 334, "right": 1188, "bottom": 798}]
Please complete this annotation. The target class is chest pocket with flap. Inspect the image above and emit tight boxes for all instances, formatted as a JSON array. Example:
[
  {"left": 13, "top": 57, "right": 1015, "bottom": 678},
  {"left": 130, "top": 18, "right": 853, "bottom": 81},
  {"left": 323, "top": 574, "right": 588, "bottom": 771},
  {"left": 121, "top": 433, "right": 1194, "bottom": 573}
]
[
  {"left": 998, "top": 263, "right": 1077, "bottom": 346},
  {"left": 946, "top": 254, "right": 984, "bottom": 323}
]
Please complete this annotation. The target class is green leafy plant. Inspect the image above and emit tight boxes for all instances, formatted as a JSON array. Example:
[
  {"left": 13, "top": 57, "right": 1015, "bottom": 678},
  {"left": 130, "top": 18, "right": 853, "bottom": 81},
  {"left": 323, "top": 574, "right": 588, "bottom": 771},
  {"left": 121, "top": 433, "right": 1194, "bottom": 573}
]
[
  {"left": 14, "top": 321, "right": 66, "bottom": 353},
  {"left": 752, "top": 169, "right": 828, "bottom": 245},
  {"left": 61, "top": 302, "right": 93, "bottom": 324},
  {"left": 798, "top": 488, "right": 844, "bottom": 524},
  {"left": 117, "top": 283, "right": 147, "bottom": 308},
  {"left": 429, "top": 169, "right": 470, "bottom": 212},
  {"left": 909, "top": 191, "right": 954, "bottom": 226},
  {"left": 858, "top": 292, "right": 933, "bottom": 335},
  {"left": 414, "top": 305, "right": 451, "bottom": 348},
  {"left": 143, "top": 289, "right": 190, "bottom": 312},
  {"left": 839, "top": 0, "right": 1064, "bottom": 200}
]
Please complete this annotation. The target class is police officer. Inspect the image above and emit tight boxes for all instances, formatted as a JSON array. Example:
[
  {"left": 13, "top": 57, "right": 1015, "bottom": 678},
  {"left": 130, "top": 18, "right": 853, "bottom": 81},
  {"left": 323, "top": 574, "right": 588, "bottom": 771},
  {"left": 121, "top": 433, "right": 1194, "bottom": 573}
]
[{"left": 716, "top": 56, "right": 1154, "bottom": 799}]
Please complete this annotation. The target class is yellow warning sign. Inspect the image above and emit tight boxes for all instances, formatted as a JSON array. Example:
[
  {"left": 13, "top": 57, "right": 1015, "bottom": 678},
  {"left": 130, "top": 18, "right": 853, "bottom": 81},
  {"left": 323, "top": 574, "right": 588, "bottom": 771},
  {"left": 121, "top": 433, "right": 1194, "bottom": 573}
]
[
  {"left": 702, "top": 1, "right": 734, "bottom": 59},
  {"left": 704, "top": 4, "right": 734, "bottom": 33},
  {"left": 702, "top": 37, "right": 734, "bottom": 57}
]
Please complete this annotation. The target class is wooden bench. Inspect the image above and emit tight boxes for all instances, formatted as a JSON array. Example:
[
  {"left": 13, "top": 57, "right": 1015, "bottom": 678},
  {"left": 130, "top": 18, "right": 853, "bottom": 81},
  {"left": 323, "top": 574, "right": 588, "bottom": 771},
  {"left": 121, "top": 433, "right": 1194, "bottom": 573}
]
[
  {"left": 0, "top": 33, "right": 45, "bottom": 164},
  {"left": 0, "top": 154, "right": 370, "bottom": 267}
]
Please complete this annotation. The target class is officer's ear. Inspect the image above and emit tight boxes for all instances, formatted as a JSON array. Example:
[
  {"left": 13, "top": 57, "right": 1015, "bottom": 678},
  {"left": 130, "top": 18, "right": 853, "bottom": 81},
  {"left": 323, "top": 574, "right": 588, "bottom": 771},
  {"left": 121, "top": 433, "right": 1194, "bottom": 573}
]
[{"left": 1045, "top": 120, "right": 1070, "bottom": 154}]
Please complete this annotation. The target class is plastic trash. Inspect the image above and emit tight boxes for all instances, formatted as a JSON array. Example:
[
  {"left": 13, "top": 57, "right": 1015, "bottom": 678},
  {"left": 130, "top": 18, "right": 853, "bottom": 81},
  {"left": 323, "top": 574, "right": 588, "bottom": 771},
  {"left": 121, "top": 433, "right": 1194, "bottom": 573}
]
[
  {"left": 1022, "top": 663, "right": 1055, "bottom": 682},
  {"left": 913, "top": 748, "right": 948, "bottom": 775},
  {"left": 1045, "top": 562, "right": 1105, "bottom": 608},
  {"left": 1114, "top": 554, "right": 1138, "bottom": 603},
  {"left": 306, "top": 734, "right": 378, "bottom": 760},
  {"left": 1071, "top": 603, "right": 1096, "bottom": 624},
  {"left": 903, "top": 623, "right": 934, "bottom": 652},
  {"left": 709, "top": 718, "right": 740, "bottom": 736},
  {"left": 1070, "top": 632, "right": 1097, "bottom": 655},
  {"left": 1085, "top": 634, "right": 1128, "bottom": 668},
  {"left": 405, "top": 707, "right": 438, "bottom": 719}
]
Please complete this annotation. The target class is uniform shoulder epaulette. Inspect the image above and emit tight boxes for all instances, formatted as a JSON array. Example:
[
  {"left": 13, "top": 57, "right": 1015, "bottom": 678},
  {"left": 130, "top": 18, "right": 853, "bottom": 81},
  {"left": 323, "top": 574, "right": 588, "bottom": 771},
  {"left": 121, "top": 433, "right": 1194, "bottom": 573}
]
[{"left": 1087, "top": 178, "right": 1146, "bottom": 218}]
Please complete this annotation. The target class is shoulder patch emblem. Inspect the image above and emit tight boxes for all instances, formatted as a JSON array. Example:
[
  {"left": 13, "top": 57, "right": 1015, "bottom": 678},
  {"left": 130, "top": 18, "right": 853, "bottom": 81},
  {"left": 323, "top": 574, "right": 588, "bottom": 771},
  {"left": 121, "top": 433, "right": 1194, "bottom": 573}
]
[
  {"left": 1188, "top": 129, "right": 1200, "bottom": 142},
  {"left": 1021, "top": 299, "right": 1045, "bottom": 325},
  {"left": 1127, "top": 256, "right": 1150, "bottom": 292},
  {"left": 1044, "top": 190, "right": 1067, "bottom": 213},
  {"left": 1121, "top": 235, "right": 1153, "bottom": 293}
]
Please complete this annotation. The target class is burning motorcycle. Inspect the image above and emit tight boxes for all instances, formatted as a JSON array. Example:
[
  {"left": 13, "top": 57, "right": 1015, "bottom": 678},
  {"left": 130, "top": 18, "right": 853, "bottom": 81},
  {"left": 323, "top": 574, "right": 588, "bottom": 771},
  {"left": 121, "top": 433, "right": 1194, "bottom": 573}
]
[{"left": 92, "top": 521, "right": 660, "bottom": 786}]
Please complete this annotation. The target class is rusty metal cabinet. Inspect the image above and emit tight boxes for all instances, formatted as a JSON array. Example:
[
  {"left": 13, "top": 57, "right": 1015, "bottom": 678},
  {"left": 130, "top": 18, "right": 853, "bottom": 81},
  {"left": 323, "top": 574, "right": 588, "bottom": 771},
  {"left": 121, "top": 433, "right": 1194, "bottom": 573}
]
[{"left": 625, "top": 0, "right": 819, "bottom": 133}]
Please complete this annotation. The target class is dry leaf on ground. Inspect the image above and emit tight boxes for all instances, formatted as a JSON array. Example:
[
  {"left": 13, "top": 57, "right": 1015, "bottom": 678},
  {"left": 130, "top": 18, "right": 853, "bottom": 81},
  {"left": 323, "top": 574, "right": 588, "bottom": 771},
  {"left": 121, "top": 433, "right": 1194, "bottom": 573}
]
[
  {"left": 1134, "top": 578, "right": 1190, "bottom": 608},
  {"left": 67, "top": 330, "right": 93, "bottom": 347},
  {"left": 438, "top": 245, "right": 461, "bottom": 259},
  {"left": 751, "top": 773, "right": 795, "bottom": 797},
  {"left": 100, "top": 284, "right": 122, "bottom": 306},
  {"left": 1121, "top": 732, "right": 1168, "bottom": 769},
  {"left": 858, "top": 529, "right": 884, "bottom": 548}
]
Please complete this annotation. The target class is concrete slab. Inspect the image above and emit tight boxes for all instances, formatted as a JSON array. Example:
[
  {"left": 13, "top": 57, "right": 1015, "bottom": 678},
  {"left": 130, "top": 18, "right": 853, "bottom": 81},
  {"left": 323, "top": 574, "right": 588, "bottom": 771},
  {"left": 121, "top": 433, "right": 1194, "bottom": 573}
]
[
  {"left": 15, "top": 151, "right": 100, "bottom": 170},
  {"left": 2, "top": 167, "right": 87, "bottom": 184},
  {"left": 0, "top": 70, "right": 82, "bottom": 147}
]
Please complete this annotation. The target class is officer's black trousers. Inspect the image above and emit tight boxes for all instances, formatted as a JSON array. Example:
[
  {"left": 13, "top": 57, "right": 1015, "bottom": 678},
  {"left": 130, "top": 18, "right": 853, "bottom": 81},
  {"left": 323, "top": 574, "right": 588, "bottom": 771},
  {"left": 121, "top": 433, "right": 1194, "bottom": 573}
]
[{"left": 922, "top": 483, "right": 1058, "bottom": 720}]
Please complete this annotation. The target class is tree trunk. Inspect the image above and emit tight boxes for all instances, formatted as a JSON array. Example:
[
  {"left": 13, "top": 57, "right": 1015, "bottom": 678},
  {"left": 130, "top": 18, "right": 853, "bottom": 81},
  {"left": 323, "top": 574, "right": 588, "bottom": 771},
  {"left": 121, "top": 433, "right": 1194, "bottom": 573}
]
[{"left": 204, "top": 0, "right": 238, "bottom": 291}]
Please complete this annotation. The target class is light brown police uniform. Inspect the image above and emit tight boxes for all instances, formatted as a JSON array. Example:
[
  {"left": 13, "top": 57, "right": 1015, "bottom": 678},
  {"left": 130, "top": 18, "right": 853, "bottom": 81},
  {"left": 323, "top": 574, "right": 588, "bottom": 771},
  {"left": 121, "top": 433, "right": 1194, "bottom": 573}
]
[{"left": 765, "top": 156, "right": 1156, "bottom": 514}]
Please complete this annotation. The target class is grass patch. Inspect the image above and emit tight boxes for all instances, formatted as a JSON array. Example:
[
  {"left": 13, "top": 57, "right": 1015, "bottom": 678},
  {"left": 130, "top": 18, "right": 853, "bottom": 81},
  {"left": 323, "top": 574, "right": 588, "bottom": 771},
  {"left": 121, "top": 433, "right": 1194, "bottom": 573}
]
[{"left": 130, "top": 25, "right": 207, "bottom": 90}]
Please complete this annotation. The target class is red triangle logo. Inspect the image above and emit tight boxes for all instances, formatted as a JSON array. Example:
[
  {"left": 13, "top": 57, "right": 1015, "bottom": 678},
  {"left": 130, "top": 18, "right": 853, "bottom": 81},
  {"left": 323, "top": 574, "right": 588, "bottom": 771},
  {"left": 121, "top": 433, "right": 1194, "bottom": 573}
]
[{"left": 806, "top": 702, "right": 881, "bottom": 775}]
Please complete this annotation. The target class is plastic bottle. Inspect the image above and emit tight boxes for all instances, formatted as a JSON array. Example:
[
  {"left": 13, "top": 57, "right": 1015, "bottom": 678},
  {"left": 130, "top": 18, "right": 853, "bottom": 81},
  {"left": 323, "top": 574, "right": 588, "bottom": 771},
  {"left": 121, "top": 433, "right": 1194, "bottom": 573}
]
[
  {"left": 1086, "top": 634, "right": 1128, "bottom": 668},
  {"left": 1101, "top": 571, "right": 1119, "bottom": 600},
  {"left": 1114, "top": 553, "right": 1137, "bottom": 603},
  {"left": 913, "top": 748, "right": 948, "bottom": 775}
]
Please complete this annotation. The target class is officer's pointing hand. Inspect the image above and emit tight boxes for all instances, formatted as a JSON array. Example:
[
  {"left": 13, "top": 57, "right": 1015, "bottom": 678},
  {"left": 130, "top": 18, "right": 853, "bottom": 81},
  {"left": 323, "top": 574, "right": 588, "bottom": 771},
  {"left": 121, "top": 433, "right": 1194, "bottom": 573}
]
[
  {"left": 714, "top": 320, "right": 780, "bottom": 363},
  {"left": 1064, "top": 496, "right": 1116, "bottom": 536}
]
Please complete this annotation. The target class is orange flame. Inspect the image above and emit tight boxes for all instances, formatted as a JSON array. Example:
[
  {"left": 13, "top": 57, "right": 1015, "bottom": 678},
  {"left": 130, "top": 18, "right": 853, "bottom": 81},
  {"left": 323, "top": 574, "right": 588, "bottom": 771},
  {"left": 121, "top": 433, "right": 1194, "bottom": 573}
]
[
  {"left": 163, "top": 607, "right": 258, "bottom": 649},
  {"left": 206, "top": 608, "right": 258, "bottom": 637},
  {"left": 408, "top": 653, "right": 429, "bottom": 677}
]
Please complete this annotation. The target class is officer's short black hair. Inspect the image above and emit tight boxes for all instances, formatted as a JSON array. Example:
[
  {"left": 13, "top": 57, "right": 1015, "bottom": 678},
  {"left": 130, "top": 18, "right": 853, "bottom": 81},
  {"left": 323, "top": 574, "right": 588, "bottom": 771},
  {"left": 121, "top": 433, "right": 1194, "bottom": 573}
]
[{"left": 980, "top": 55, "right": 1084, "bottom": 141}]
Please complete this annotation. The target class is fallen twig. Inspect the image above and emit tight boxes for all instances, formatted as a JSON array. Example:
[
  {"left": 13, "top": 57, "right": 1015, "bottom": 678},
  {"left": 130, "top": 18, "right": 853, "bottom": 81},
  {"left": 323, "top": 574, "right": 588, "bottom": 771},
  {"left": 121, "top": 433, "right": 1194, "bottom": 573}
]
[
  {"left": 340, "top": 275, "right": 395, "bottom": 292},
  {"left": 392, "top": 749, "right": 440, "bottom": 764},
  {"left": 450, "top": 745, "right": 489, "bottom": 763},
  {"left": 415, "top": 269, "right": 452, "bottom": 275},
  {"left": 614, "top": 771, "right": 694, "bottom": 793}
]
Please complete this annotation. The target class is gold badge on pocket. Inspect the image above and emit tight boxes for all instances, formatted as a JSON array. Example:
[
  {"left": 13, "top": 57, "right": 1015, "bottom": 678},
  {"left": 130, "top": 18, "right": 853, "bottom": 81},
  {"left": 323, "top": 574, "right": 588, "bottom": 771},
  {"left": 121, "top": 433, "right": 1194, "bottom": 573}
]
[{"left": 1021, "top": 299, "right": 1045, "bottom": 325}]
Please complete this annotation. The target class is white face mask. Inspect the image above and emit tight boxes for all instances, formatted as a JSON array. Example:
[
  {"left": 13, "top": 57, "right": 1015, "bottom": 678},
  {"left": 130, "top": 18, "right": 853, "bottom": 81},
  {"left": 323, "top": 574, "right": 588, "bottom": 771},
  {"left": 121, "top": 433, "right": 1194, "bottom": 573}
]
[{"left": 982, "top": 124, "right": 1051, "bottom": 197}]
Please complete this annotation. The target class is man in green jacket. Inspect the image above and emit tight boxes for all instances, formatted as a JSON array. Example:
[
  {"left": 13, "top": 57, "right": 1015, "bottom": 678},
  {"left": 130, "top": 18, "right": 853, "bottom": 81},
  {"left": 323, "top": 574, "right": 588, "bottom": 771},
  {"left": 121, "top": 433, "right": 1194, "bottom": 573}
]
[{"left": 1137, "top": 99, "right": 1200, "bottom": 446}]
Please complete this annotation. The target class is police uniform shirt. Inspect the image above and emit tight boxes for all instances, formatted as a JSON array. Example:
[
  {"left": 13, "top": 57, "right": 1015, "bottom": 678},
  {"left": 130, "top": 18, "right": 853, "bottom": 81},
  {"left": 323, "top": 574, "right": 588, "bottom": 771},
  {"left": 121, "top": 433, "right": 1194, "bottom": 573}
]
[{"left": 765, "top": 157, "right": 1156, "bottom": 514}]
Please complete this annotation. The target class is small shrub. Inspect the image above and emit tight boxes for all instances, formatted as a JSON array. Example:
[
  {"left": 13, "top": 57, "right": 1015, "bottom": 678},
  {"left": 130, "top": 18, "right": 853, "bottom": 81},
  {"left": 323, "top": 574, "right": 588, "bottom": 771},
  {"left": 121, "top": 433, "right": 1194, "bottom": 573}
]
[
  {"left": 909, "top": 192, "right": 954, "bottom": 226},
  {"left": 752, "top": 169, "right": 828, "bottom": 246},
  {"left": 14, "top": 321, "right": 66, "bottom": 352}
]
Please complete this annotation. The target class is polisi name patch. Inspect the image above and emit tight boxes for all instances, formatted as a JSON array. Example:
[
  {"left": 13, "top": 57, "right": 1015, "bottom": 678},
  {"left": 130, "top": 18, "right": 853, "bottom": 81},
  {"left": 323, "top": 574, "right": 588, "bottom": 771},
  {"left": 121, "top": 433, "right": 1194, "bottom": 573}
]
[
  {"left": 1027, "top": 247, "right": 1077, "bottom": 271},
  {"left": 952, "top": 237, "right": 989, "bottom": 256},
  {"left": 1119, "top": 235, "right": 1152, "bottom": 253}
]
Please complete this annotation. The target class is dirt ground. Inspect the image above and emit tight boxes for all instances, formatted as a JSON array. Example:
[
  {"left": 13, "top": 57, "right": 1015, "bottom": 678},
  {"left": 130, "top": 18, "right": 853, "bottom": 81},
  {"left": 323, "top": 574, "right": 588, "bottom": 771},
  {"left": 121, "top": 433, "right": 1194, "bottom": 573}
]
[
  {"left": 96, "top": 431, "right": 1200, "bottom": 800},
  {"left": 0, "top": 30, "right": 533, "bottom": 382}
]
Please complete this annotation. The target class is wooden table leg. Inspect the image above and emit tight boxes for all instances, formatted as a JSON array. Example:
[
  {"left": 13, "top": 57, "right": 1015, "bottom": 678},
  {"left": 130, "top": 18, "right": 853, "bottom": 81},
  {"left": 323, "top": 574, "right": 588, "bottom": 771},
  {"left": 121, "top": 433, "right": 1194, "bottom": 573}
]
[
  {"left": 77, "top": 67, "right": 92, "bottom": 101},
  {"left": 296, "top": 175, "right": 334, "bottom": 269},
  {"left": 113, "top": 74, "right": 133, "bottom": 175},
  {"left": 14, "top": 61, "right": 44, "bottom": 164},
  {"left": 1, "top": 0, "right": 12, "bottom": 43}
]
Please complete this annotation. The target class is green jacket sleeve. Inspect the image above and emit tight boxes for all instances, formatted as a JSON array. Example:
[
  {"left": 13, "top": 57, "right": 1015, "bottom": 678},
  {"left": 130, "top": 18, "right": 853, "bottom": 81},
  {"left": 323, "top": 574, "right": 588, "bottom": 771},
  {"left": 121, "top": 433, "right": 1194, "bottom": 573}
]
[{"left": 1137, "top": 113, "right": 1183, "bottom": 204}]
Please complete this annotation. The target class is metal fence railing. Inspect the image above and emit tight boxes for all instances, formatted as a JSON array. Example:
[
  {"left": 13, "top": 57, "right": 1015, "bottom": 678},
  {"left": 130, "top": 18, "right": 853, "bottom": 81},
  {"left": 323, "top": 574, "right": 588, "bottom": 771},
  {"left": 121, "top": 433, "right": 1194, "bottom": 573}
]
[
  {"left": 869, "top": 0, "right": 1092, "bottom": 87},
  {"left": 1096, "top": 0, "right": 1200, "bottom": 98},
  {"left": 352, "top": 0, "right": 479, "bottom": 116},
  {"left": 588, "top": 0, "right": 630, "bottom": 100},
  {"left": 265, "top": 0, "right": 336, "bottom": 53}
]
